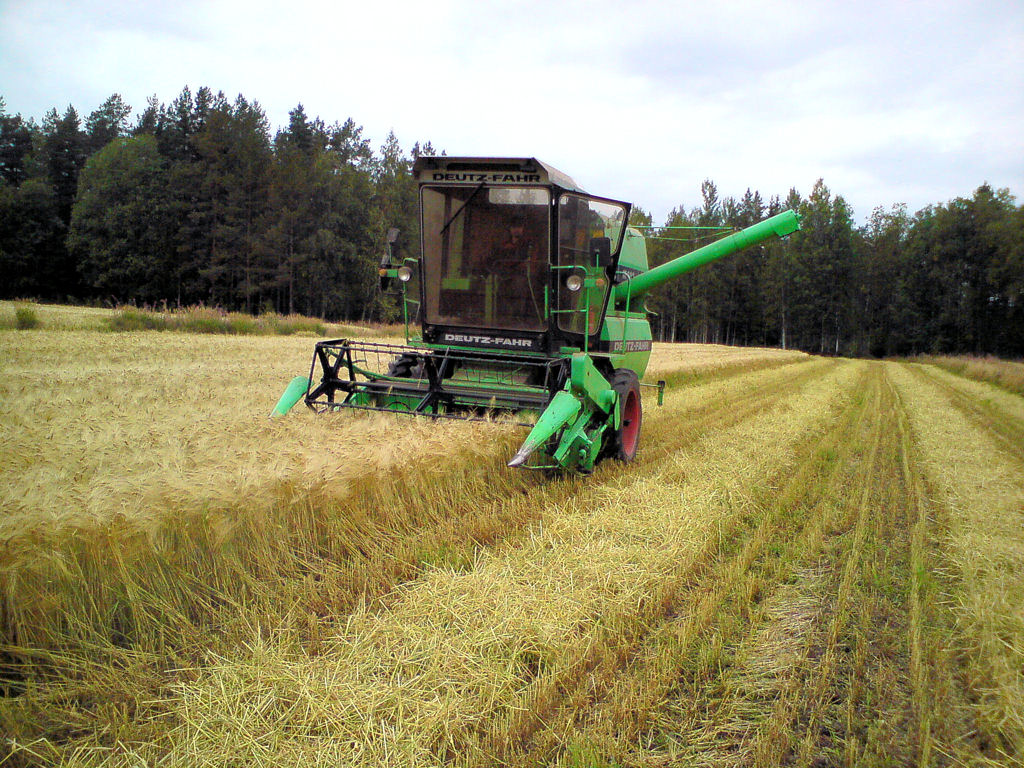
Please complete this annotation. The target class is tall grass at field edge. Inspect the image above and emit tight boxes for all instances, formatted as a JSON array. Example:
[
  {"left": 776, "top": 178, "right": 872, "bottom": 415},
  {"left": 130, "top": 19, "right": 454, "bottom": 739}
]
[
  {"left": 0, "top": 304, "right": 41, "bottom": 330},
  {"left": 920, "top": 354, "right": 1024, "bottom": 396},
  {"left": 653, "top": 354, "right": 806, "bottom": 389},
  {"left": 105, "top": 306, "right": 328, "bottom": 336},
  {"left": 0, "top": 431, "right": 561, "bottom": 760},
  {"left": 14, "top": 306, "right": 40, "bottom": 330},
  {"left": 1, "top": 301, "right": 407, "bottom": 336},
  {"left": 1, "top": 440, "right": 528, "bottom": 665}
]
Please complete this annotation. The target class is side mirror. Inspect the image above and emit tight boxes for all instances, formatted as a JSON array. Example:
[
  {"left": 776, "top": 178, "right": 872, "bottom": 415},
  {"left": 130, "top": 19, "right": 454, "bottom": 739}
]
[
  {"left": 378, "top": 228, "right": 402, "bottom": 291},
  {"left": 589, "top": 236, "right": 612, "bottom": 269}
]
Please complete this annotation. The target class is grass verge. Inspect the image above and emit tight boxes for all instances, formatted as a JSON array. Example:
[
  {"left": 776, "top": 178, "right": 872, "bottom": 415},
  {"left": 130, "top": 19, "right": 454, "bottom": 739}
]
[
  {"left": 918, "top": 353, "right": 1024, "bottom": 396},
  {"left": 105, "top": 306, "right": 328, "bottom": 336}
]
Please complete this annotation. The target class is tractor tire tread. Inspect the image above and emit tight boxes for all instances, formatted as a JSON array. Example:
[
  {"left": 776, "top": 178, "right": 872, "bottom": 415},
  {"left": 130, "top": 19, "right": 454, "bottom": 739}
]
[{"left": 609, "top": 368, "right": 642, "bottom": 462}]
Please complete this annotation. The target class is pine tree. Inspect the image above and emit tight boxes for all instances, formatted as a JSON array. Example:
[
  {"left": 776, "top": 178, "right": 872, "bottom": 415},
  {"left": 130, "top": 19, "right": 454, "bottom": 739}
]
[
  {"left": 85, "top": 94, "right": 131, "bottom": 153},
  {"left": 157, "top": 86, "right": 195, "bottom": 163},
  {"left": 0, "top": 98, "right": 34, "bottom": 186},
  {"left": 134, "top": 95, "right": 161, "bottom": 136},
  {"left": 42, "top": 106, "right": 86, "bottom": 225}
]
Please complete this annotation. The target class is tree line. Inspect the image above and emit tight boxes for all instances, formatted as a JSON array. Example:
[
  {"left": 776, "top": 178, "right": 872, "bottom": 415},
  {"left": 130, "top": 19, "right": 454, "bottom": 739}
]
[
  {"left": 0, "top": 88, "right": 425, "bottom": 321},
  {"left": 637, "top": 179, "right": 1023, "bottom": 358},
  {"left": 1, "top": 88, "right": 1021, "bottom": 357}
]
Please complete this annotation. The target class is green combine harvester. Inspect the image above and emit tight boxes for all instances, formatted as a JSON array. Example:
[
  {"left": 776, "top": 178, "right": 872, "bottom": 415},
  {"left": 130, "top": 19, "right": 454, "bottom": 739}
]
[{"left": 274, "top": 157, "right": 800, "bottom": 473}]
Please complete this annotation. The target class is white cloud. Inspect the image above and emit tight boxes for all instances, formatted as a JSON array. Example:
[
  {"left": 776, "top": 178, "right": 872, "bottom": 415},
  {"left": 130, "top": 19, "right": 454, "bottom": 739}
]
[{"left": 1, "top": 0, "right": 1021, "bottom": 222}]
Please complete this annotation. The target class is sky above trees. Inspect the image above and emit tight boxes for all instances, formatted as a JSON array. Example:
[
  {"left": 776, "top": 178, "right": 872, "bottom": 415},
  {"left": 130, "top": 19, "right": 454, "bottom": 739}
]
[{"left": 1, "top": 0, "right": 1021, "bottom": 223}]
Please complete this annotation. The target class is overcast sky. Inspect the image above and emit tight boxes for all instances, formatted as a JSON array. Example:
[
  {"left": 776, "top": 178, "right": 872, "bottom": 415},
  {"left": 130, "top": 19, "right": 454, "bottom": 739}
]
[{"left": 2, "top": 0, "right": 1021, "bottom": 224}]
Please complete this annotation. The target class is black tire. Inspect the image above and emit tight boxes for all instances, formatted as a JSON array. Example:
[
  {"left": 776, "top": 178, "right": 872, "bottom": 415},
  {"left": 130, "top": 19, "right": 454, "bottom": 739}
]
[
  {"left": 386, "top": 353, "right": 457, "bottom": 380},
  {"left": 386, "top": 353, "right": 421, "bottom": 378},
  {"left": 609, "top": 368, "right": 642, "bottom": 462}
]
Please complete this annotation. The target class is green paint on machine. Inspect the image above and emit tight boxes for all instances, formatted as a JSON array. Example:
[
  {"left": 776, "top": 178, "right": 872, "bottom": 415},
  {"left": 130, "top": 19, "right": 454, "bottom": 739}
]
[{"left": 276, "top": 157, "right": 800, "bottom": 473}]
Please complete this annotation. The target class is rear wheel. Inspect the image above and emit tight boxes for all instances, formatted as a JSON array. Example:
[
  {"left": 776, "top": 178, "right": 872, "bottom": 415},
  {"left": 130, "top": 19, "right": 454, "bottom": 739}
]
[{"left": 609, "top": 368, "right": 642, "bottom": 462}]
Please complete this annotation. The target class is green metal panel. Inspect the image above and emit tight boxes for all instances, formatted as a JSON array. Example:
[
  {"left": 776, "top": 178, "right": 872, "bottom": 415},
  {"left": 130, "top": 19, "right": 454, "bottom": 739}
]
[
  {"left": 616, "top": 227, "right": 650, "bottom": 276},
  {"left": 570, "top": 353, "right": 615, "bottom": 412},
  {"left": 601, "top": 314, "right": 653, "bottom": 377}
]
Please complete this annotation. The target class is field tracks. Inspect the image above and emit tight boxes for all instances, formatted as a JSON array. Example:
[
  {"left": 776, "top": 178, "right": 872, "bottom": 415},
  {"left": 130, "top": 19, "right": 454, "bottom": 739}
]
[
  {"left": 545, "top": 363, "right": 908, "bottom": 766},
  {"left": 891, "top": 377, "right": 936, "bottom": 767},
  {"left": 777, "top": 368, "right": 888, "bottom": 768},
  {"left": 888, "top": 362, "right": 1024, "bottom": 765},
  {"left": 907, "top": 362, "right": 1024, "bottom": 462},
  {"left": 539, "top": 364, "right": 879, "bottom": 765},
  {"left": 550, "top": 360, "right": 1022, "bottom": 767}
]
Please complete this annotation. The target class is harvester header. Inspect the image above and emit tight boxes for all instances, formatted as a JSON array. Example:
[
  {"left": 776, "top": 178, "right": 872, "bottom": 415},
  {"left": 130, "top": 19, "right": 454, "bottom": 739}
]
[{"left": 274, "top": 157, "right": 800, "bottom": 473}]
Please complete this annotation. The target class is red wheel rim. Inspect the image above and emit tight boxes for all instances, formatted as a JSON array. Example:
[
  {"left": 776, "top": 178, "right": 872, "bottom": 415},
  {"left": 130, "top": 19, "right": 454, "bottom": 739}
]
[{"left": 621, "top": 389, "right": 640, "bottom": 455}]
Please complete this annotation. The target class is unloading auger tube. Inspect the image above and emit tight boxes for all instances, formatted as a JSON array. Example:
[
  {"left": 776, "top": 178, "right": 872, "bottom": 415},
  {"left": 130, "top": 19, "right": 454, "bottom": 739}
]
[{"left": 271, "top": 156, "right": 801, "bottom": 474}]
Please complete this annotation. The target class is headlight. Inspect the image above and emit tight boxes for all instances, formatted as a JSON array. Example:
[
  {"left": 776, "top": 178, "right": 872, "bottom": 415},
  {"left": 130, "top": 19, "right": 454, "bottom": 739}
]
[
  {"left": 566, "top": 273, "right": 583, "bottom": 292},
  {"left": 397, "top": 266, "right": 413, "bottom": 282}
]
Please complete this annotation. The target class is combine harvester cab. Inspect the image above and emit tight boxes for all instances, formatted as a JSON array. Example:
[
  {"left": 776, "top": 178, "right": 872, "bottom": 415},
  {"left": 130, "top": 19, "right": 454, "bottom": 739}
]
[{"left": 275, "top": 157, "right": 800, "bottom": 473}]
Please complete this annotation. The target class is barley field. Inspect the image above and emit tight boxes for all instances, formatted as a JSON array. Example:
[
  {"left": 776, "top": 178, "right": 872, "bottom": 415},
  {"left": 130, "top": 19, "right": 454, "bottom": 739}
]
[{"left": 1, "top": 306, "right": 1022, "bottom": 767}]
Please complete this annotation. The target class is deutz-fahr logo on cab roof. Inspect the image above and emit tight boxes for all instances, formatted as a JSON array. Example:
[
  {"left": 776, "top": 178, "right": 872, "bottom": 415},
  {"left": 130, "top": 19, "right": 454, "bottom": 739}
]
[{"left": 432, "top": 172, "right": 542, "bottom": 184}]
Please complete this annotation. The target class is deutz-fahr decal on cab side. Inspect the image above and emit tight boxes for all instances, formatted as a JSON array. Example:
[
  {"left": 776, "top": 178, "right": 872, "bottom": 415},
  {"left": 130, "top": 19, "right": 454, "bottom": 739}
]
[{"left": 608, "top": 339, "right": 653, "bottom": 353}]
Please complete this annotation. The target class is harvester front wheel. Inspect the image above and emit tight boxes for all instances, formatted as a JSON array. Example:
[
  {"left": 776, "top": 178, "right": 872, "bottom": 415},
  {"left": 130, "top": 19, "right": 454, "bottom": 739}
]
[
  {"left": 610, "top": 368, "right": 642, "bottom": 462},
  {"left": 386, "top": 354, "right": 422, "bottom": 378},
  {"left": 387, "top": 353, "right": 457, "bottom": 380}
]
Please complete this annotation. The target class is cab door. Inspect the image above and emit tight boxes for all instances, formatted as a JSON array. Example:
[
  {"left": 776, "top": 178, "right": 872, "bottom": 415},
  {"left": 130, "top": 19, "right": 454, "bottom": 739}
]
[{"left": 554, "top": 193, "right": 631, "bottom": 341}]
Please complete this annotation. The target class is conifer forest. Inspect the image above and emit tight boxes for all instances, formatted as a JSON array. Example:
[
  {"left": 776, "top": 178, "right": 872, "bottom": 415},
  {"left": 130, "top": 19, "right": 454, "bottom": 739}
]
[{"left": 1, "top": 87, "right": 1021, "bottom": 358}]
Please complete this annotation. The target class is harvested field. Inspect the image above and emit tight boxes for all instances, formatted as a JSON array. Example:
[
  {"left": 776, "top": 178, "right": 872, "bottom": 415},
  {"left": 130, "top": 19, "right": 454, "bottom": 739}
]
[{"left": 1, "top": 314, "right": 1021, "bottom": 767}]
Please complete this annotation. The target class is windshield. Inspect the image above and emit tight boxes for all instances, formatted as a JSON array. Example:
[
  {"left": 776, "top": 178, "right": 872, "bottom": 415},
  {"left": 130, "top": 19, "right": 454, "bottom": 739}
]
[{"left": 422, "top": 185, "right": 550, "bottom": 332}]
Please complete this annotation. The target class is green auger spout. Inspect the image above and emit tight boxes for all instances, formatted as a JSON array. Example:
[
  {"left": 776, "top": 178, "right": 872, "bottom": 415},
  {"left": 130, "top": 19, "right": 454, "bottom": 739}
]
[{"left": 613, "top": 209, "right": 801, "bottom": 305}]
